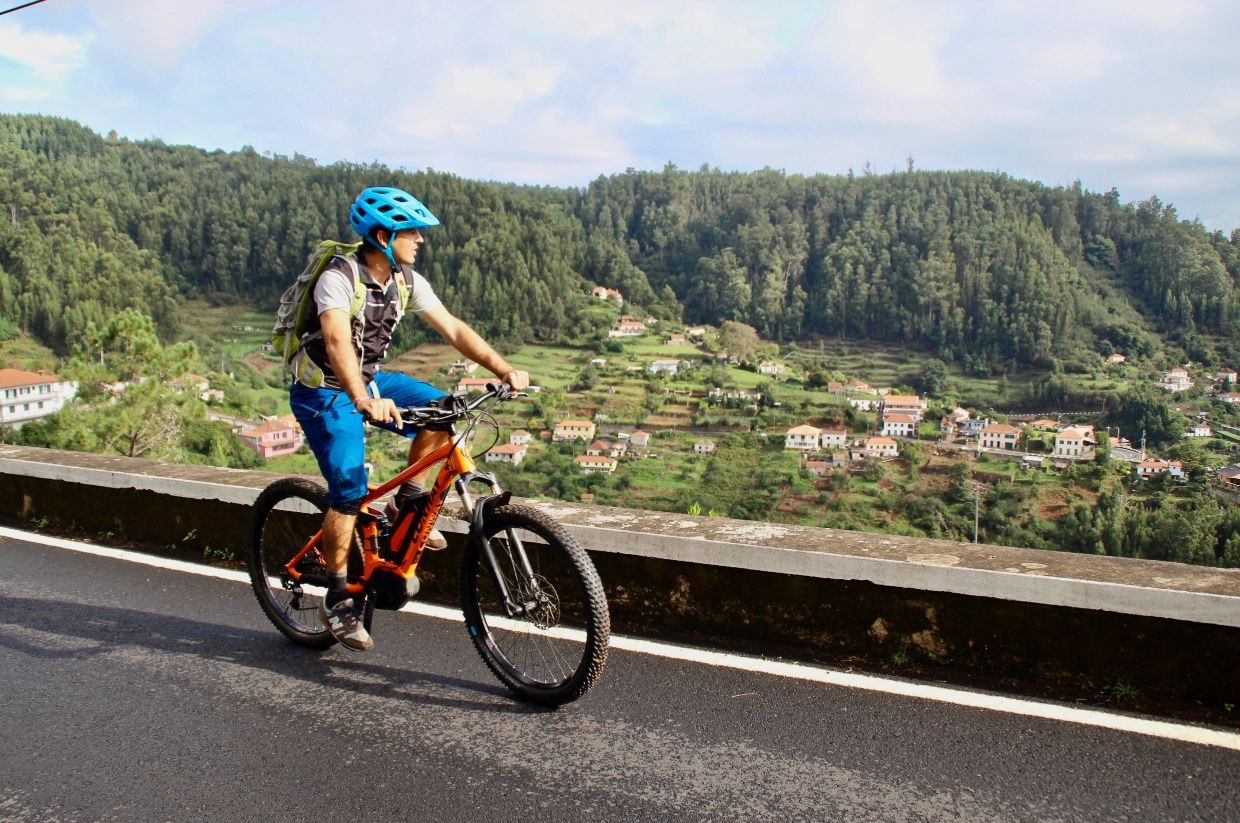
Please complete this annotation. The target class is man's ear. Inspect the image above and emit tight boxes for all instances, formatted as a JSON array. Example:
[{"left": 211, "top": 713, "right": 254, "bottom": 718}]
[{"left": 375, "top": 229, "right": 390, "bottom": 248}]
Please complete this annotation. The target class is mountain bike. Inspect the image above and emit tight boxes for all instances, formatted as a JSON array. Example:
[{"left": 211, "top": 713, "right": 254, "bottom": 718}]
[{"left": 245, "top": 384, "right": 609, "bottom": 706}]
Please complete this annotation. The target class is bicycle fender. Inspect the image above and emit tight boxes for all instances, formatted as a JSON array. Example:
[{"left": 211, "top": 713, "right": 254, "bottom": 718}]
[{"left": 469, "top": 491, "right": 512, "bottom": 541}]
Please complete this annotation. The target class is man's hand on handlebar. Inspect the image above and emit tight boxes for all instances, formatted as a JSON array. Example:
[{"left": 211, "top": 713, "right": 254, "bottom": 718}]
[
  {"left": 354, "top": 395, "right": 403, "bottom": 429},
  {"left": 502, "top": 370, "right": 530, "bottom": 392}
]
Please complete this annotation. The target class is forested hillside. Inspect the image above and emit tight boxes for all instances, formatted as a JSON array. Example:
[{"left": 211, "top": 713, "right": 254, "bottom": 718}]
[{"left": 2, "top": 114, "right": 1238, "bottom": 367}]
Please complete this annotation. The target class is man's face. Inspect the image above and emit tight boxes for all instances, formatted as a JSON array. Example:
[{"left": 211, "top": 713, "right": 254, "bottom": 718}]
[{"left": 390, "top": 228, "right": 425, "bottom": 265}]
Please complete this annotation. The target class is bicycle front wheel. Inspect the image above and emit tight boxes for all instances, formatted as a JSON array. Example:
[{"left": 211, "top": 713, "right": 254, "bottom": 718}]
[
  {"left": 247, "top": 477, "right": 353, "bottom": 649},
  {"left": 461, "top": 504, "right": 610, "bottom": 706}
]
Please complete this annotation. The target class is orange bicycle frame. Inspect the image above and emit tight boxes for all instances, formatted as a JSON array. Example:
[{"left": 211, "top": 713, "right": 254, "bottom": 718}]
[{"left": 281, "top": 435, "right": 480, "bottom": 596}]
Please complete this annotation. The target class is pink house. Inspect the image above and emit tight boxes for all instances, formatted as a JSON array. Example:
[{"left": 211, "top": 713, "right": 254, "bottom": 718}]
[{"left": 240, "top": 419, "right": 304, "bottom": 459}]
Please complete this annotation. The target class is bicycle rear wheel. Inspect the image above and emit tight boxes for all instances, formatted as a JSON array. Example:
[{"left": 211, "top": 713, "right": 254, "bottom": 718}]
[
  {"left": 247, "top": 477, "right": 357, "bottom": 649},
  {"left": 461, "top": 504, "right": 609, "bottom": 706}
]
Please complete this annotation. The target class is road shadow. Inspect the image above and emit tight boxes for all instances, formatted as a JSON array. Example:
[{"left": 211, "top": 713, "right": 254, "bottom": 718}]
[{"left": 0, "top": 595, "right": 557, "bottom": 716}]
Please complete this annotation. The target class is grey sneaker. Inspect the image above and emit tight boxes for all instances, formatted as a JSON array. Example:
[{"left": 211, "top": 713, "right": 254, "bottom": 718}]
[{"left": 318, "top": 598, "right": 373, "bottom": 652}]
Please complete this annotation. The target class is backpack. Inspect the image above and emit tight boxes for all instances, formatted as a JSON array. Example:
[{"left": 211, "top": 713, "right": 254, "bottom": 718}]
[{"left": 271, "top": 240, "right": 411, "bottom": 388}]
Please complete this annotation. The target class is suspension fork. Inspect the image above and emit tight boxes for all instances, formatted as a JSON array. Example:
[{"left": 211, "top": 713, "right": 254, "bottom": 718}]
[{"left": 456, "top": 472, "right": 539, "bottom": 616}]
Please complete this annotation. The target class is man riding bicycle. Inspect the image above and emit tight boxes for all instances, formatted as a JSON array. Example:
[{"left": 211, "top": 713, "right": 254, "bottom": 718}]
[{"left": 289, "top": 186, "right": 528, "bottom": 652}]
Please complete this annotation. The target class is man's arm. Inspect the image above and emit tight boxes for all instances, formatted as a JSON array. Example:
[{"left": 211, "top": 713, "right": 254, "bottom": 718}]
[
  {"left": 420, "top": 306, "right": 529, "bottom": 390},
  {"left": 320, "top": 309, "right": 401, "bottom": 427}
]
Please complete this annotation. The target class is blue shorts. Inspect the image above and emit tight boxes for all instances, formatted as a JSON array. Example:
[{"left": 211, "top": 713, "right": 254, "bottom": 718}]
[{"left": 290, "top": 371, "right": 447, "bottom": 508}]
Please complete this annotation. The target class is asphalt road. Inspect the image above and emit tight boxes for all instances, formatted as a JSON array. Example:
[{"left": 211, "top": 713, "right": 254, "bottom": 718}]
[{"left": 1, "top": 531, "right": 1238, "bottom": 823}]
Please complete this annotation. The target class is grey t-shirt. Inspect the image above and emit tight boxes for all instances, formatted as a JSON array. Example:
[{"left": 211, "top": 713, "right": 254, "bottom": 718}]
[{"left": 301, "top": 255, "right": 442, "bottom": 389}]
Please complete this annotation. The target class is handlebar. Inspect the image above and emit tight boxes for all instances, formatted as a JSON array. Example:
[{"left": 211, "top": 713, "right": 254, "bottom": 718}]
[{"left": 396, "top": 382, "right": 524, "bottom": 428}]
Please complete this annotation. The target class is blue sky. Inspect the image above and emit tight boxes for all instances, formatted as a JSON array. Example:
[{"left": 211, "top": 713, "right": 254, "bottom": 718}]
[{"left": 3, "top": 0, "right": 1239, "bottom": 231}]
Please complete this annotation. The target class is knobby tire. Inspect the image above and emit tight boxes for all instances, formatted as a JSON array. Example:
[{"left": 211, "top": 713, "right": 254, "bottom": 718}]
[
  {"left": 247, "top": 477, "right": 359, "bottom": 649},
  {"left": 461, "top": 504, "right": 610, "bottom": 706}
]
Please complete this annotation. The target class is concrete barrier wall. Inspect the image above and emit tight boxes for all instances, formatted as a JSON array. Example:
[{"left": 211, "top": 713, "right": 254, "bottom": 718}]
[{"left": 2, "top": 444, "right": 1238, "bottom": 712}]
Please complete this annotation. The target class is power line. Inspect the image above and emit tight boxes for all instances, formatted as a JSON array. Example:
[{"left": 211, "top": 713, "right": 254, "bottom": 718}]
[{"left": 0, "top": 0, "right": 48, "bottom": 17}]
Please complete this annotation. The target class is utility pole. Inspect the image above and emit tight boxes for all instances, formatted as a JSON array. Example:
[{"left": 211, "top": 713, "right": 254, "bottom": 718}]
[{"left": 974, "top": 484, "right": 980, "bottom": 544}]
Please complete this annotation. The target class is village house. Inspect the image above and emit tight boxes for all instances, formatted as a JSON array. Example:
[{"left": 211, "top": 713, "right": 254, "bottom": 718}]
[
  {"left": 1157, "top": 367, "right": 1193, "bottom": 392},
  {"left": 1186, "top": 422, "right": 1213, "bottom": 438},
  {"left": 484, "top": 444, "right": 527, "bottom": 466},
  {"left": 585, "top": 439, "right": 611, "bottom": 457},
  {"left": 1219, "top": 393, "right": 1240, "bottom": 405},
  {"left": 0, "top": 368, "right": 78, "bottom": 429},
  {"left": 648, "top": 358, "right": 680, "bottom": 375},
  {"left": 881, "top": 394, "right": 926, "bottom": 422},
  {"left": 448, "top": 359, "right": 478, "bottom": 376},
  {"left": 804, "top": 459, "right": 831, "bottom": 477},
  {"left": 846, "top": 380, "right": 874, "bottom": 395},
  {"left": 881, "top": 413, "right": 918, "bottom": 438},
  {"left": 667, "top": 333, "right": 688, "bottom": 345},
  {"left": 959, "top": 418, "right": 989, "bottom": 438},
  {"left": 1217, "top": 465, "right": 1240, "bottom": 487},
  {"left": 940, "top": 407, "right": 971, "bottom": 439},
  {"left": 574, "top": 454, "right": 617, "bottom": 474},
  {"left": 686, "top": 326, "right": 707, "bottom": 338},
  {"left": 708, "top": 387, "right": 756, "bottom": 402},
  {"left": 239, "top": 418, "right": 303, "bottom": 459},
  {"left": 454, "top": 377, "right": 493, "bottom": 395},
  {"left": 509, "top": 429, "right": 531, "bottom": 446},
  {"left": 1053, "top": 427, "right": 1095, "bottom": 460},
  {"left": 785, "top": 424, "right": 821, "bottom": 451},
  {"left": 1106, "top": 353, "right": 1127, "bottom": 365},
  {"left": 823, "top": 450, "right": 850, "bottom": 468},
  {"left": 592, "top": 286, "right": 623, "bottom": 302},
  {"left": 853, "top": 433, "right": 902, "bottom": 458},
  {"left": 553, "top": 419, "right": 596, "bottom": 442},
  {"left": 694, "top": 440, "right": 716, "bottom": 455},
  {"left": 979, "top": 423, "right": 1021, "bottom": 450},
  {"left": 609, "top": 440, "right": 628, "bottom": 458},
  {"left": 1213, "top": 369, "right": 1237, "bottom": 385},
  {"left": 1136, "top": 459, "right": 1184, "bottom": 480},
  {"left": 940, "top": 416, "right": 958, "bottom": 440},
  {"left": 629, "top": 431, "right": 651, "bottom": 451},
  {"left": 758, "top": 361, "right": 785, "bottom": 377},
  {"left": 819, "top": 429, "right": 847, "bottom": 449},
  {"left": 608, "top": 320, "right": 647, "bottom": 338},
  {"left": 1028, "top": 418, "right": 1060, "bottom": 429},
  {"left": 171, "top": 373, "right": 210, "bottom": 395},
  {"left": 826, "top": 381, "right": 846, "bottom": 396},
  {"left": 847, "top": 396, "right": 877, "bottom": 412}
]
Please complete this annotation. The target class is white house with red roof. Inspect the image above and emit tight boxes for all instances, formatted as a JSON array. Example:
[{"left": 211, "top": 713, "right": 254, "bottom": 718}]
[
  {"left": 979, "top": 424, "right": 1021, "bottom": 450},
  {"left": 1136, "top": 459, "right": 1183, "bottom": 479},
  {"left": 0, "top": 368, "right": 77, "bottom": 428},
  {"left": 881, "top": 394, "right": 926, "bottom": 422},
  {"left": 785, "top": 424, "right": 820, "bottom": 451},
  {"left": 592, "top": 286, "right": 623, "bottom": 302},
  {"left": 881, "top": 413, "right": 918, "bottom": 438},
  {"left": 485, "top": 444, "right": 527, "bottom": 466},
  {"left": 1157, "top": 367, "right": 1193, "bottom": 392},
  {"left": 1053, "top": 427, "right": 1096, "bottom": 459},
  {"left": 608, "top": 320, "right": 647, "bottom": 338}
]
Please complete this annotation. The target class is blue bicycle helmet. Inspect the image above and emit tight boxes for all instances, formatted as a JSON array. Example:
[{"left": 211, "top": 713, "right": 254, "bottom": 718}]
[{"left": 349, "top": 187, "right": 440, "bottom": 270}]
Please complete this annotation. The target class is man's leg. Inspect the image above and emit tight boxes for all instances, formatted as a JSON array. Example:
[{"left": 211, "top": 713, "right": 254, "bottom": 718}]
[
  {"left": 406, "top": 429, "right": 451, "bottom": 487},
  {"left": 290, "top": 382, "right": 373, "bottom": 651},
  {"left": 322, "top": 507, "right": 356, "bottom": 576}
]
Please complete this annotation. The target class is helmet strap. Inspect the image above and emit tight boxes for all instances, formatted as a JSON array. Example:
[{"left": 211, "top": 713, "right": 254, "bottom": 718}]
[{"left": 369, "top": 229, "right": 400, "bottom": 273}]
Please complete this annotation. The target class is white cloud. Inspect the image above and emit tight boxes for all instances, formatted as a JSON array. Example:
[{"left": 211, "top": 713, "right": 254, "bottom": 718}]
[
  {"left": 69, "top": 0, "right": 279, "bottom": 73},
  {"left": 0, "top": 22, "right": 91, "bottom": 102}
]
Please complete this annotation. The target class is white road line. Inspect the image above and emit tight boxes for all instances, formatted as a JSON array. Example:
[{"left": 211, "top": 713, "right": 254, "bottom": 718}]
[{"left": 5, "top": 525, "right": 1240, "bottom": 752}]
